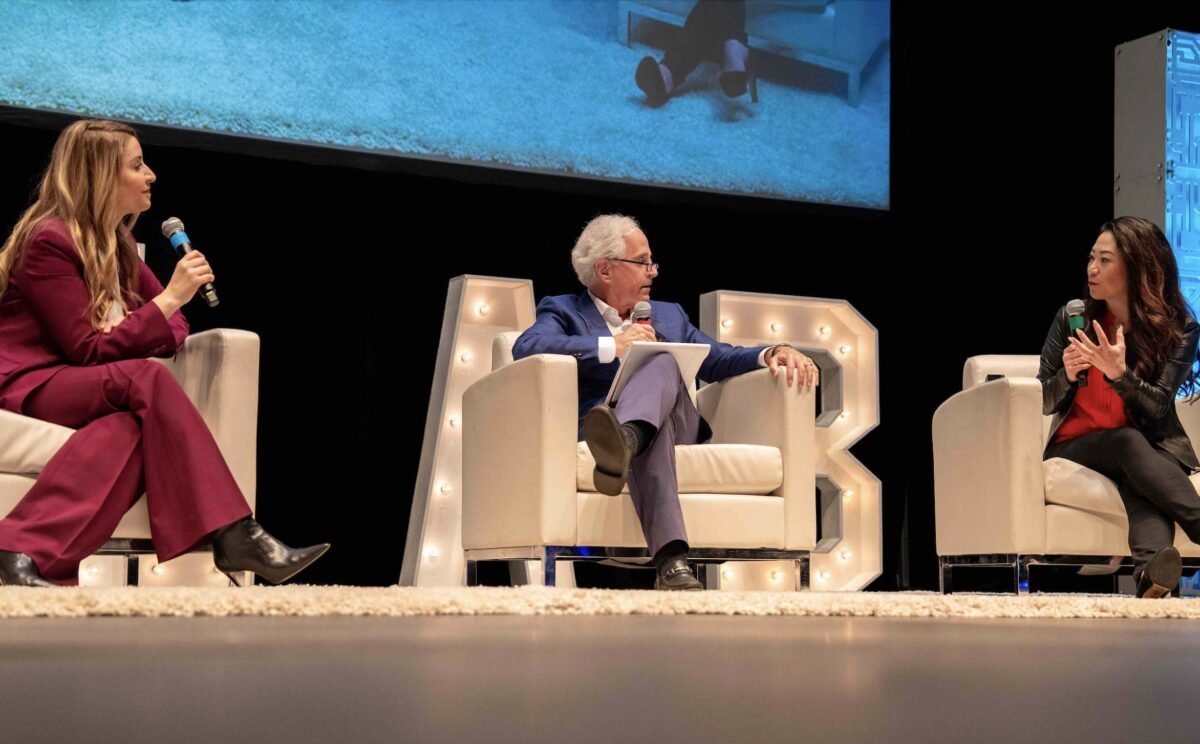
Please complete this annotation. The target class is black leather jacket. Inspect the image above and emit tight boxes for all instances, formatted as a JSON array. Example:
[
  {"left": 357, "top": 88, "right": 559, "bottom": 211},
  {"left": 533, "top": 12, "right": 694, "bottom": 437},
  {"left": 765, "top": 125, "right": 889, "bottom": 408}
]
[{"left": 1038, "top": 304, "right": 1200, "bottom": 471}]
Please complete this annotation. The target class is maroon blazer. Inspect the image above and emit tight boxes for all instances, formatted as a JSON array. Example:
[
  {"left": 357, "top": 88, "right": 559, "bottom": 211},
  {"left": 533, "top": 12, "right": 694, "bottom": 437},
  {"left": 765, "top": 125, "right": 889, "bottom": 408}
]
[{"left": 0, "top": 217, "right": 189, "bottom": 414}]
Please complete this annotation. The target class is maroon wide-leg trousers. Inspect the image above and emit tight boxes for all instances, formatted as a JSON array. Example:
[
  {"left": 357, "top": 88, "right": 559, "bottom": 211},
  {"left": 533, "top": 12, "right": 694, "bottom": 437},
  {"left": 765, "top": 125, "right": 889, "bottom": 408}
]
[{"left": 0, "top": 359, "right": 251, "bottom": 584}]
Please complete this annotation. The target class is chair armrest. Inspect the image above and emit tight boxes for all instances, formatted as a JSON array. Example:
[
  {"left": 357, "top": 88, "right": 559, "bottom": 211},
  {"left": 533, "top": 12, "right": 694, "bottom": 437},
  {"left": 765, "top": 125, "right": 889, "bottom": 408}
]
[
  {"left": 462, "top": 354, "right": 579, "bottom": 549},
  {"left": 697, "top": 369, "right": 817, "bottom": 550},
  {"left": 0, "top": 409, "right": 73, "bottom": 475},
  {"left": 932, "top": 378, "right": 1046, "bottom": 556},
  {"left": 154, "top": 328, "right": 259, "bottom": 509},
  {"left": 828, "top": 1, "right": 890, "bottom": 61}
]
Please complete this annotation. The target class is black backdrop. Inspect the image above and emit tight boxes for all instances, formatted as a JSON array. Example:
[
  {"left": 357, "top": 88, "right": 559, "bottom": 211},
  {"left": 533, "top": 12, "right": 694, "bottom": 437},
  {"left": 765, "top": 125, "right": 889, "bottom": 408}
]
[{"left": 1, "top": 1, "right": 1197, "bottom": 589}]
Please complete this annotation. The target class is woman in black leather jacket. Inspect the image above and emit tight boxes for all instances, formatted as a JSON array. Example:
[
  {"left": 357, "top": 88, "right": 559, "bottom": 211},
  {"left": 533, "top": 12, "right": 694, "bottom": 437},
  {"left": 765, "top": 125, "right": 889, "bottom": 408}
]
[{"left": 1038, "top": 216, "right": 1200, "bottom": 598}]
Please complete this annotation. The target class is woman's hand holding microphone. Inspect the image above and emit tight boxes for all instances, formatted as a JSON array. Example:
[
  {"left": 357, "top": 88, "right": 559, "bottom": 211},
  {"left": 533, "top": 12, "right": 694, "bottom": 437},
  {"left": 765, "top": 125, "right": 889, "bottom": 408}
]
[
  {"left": 152, "top": 251, "right": 215, "bottom": 319},
  {"left": 1065, "top": 320, "right": 1127, "bottom": 382}
]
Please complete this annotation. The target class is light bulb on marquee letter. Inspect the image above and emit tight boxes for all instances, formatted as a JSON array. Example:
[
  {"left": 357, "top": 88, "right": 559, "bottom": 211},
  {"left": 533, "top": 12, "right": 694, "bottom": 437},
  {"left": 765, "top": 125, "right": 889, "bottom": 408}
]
[{"left": 698, "top": 291, "right": 880, "bottom": 592}]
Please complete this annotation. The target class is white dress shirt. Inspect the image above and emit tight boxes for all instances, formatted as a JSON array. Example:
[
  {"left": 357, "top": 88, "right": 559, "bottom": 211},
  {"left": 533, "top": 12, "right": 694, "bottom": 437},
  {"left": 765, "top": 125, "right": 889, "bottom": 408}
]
[{"left": 588, "top": 291, "right": 770, "bottom": 367}]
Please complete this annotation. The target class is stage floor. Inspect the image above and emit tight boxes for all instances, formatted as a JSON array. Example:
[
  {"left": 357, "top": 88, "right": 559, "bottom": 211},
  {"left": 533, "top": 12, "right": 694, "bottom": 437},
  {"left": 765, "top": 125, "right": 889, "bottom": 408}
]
[{"left": 0, "top": 614, "right": 1194, "bottom": 743}]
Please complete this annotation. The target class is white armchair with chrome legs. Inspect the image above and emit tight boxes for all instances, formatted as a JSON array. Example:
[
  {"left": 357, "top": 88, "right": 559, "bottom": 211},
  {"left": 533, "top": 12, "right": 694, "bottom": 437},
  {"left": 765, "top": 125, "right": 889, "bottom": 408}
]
[
  {"left": 0, "top": 328, "right": 260, "bottom": 586},
  {"left": 461, "top": 331, "right": 818, "bottom": 587},
  {"left": 932, "top": 354, "right": 1200, "bottom": 593},
  {"left": 399, "top": 279, "right": 878, "bottom": 591}
]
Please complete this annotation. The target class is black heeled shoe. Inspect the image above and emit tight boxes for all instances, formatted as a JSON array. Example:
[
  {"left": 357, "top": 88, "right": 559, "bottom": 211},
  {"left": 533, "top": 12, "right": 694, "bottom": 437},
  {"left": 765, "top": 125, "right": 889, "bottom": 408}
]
[
  {"left": 718, "top": 39, "right": 758, "bottom": 103},
  {"left": 0, "top": 550, "right": 57, "bottom": 587},
  {"left": 212, "top": 518, "right": 330, "bottom": 586},
  {"left": 636, "top": 55, "right": 673, "bottom": 107},
  {"left": 1135, "top": 546, "right": 1181, "bottom": 599}
]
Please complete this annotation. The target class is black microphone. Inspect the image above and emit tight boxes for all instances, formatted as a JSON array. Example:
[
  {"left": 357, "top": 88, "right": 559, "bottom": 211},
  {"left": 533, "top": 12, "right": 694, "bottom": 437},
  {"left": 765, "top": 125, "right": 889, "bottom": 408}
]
[
  {"left": 633, "top": 301, "right": 664, "bottom": 341},
  {"left": 1067, "top": 298, "right": 1087, "bottom": 387},
  {"left": 161, "top": 217, "right": 219, "bottom": 308}
]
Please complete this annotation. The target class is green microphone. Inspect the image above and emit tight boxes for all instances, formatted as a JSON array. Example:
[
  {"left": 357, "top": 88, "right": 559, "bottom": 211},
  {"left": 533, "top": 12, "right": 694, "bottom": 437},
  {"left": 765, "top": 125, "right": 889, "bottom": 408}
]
[{"left": 1067, "top": 299, "right": 1088, "bottom": 386}]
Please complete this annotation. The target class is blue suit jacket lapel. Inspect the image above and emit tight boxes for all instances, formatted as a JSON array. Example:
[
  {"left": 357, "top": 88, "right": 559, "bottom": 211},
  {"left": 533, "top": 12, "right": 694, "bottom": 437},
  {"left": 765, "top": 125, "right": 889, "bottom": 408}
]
[{"left": 576, "top": 291, "right": 610, "bottom": 337}]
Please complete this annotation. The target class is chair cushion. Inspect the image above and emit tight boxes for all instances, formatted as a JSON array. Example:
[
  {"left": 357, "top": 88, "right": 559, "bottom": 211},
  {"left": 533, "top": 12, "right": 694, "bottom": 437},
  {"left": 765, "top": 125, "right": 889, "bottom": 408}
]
[
  {"left": 1045, "top": 504, "right": 1200, "bottom": 557},
  {"left": 577, "top": 491, "right": 786, "bottom": 549},
  {"left": 0, "top": 408, "right": 74, "bottom": 475},
  {"left": 1044, "top": 456, "right": 1200, "bottom": 518},
  {"left": 577, "top": 441, "right": 782, "bottom": 495}
]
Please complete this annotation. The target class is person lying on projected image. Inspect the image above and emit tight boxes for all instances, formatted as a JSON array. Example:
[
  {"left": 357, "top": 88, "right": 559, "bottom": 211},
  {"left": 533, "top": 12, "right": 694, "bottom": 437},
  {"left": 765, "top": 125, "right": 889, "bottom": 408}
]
[
  {"left": 512, "top": 214, "right": 815, "bottom": 590},
  {"left": 634, "top": 0, "right": 758, "bottom": 107},
  {"left": 1039, "top": 216, "right": 1200, "bottom": 598},
  {"left": 0, "top": 119, "right": 329, "bottom": 587}
]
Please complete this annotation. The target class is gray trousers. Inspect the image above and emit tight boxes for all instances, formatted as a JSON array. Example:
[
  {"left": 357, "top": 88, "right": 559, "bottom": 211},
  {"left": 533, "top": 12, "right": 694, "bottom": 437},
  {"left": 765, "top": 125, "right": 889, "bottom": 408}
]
[{"left": 611, "top": 353, "right": 704, "bottom": 555}]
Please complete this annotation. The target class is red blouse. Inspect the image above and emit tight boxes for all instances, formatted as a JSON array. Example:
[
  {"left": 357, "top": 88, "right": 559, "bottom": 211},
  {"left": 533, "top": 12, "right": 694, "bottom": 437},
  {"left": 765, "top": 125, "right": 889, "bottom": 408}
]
[{"left": 1052, "top": 313, "right": 1128, "bottom": 444}]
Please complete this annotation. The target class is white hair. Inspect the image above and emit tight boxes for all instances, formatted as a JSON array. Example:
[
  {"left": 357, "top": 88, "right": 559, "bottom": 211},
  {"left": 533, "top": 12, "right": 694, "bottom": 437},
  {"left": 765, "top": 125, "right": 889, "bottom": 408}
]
[{"left": 571, "top": 214, "right": 641, "bottom": 288}]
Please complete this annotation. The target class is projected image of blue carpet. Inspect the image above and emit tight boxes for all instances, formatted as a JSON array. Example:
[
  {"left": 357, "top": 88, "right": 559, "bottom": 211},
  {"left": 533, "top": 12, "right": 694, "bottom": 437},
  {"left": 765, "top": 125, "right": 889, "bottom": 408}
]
[{"left": 0, "top": 0, "right": 890, "bottom": 208}]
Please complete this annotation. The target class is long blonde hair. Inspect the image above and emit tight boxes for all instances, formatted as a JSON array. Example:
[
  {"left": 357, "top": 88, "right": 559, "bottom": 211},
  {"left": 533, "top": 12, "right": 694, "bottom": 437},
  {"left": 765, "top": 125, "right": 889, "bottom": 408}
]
[{"left": 0, "top": 119, "right": 145, "bottom": 327}]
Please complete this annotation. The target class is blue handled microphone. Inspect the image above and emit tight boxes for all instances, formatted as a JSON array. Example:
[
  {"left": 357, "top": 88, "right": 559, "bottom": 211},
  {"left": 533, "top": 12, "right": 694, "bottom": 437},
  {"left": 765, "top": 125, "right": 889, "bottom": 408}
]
[{"left": 161, "top": 217, "right": 219, "bottom": 308}]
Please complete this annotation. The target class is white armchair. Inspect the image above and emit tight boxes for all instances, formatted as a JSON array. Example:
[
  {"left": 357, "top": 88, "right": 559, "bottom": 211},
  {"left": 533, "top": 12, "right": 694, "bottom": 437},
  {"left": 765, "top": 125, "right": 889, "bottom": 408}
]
[
  {"left": 932, "top": 354, "right": 1200, "bottom": 593},
  {"left": 462, "top": 331, "right": 817, "bottom": 587},
  {"left": 0, "top": 328, "right": 260, "bottom": 585}
]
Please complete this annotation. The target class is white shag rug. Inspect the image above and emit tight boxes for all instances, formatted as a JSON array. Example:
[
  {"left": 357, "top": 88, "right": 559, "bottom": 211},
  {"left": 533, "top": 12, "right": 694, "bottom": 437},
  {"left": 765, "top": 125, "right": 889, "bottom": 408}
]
[{"left": 1, "top": 586, "right": 1199, "bottom": 619}]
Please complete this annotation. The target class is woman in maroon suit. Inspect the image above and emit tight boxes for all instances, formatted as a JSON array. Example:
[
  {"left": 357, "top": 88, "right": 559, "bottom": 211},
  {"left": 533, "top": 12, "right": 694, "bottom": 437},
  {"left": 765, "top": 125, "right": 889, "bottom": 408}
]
[{"left": 0, "top": 119, "right": 328, "bottom": 587}]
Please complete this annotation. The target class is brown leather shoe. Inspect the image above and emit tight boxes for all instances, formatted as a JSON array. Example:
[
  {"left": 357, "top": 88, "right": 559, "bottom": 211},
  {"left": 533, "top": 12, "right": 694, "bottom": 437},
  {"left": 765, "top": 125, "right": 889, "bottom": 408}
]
[{"left": 584, "top": 406, "right": 638, "bottom": 496}]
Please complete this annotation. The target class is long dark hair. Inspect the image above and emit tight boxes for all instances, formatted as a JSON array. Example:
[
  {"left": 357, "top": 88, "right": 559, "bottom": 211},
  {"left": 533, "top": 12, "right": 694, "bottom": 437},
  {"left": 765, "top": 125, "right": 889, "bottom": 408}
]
[{"left": 1083, "top": 216, "right": 1199, "bottom": 398}]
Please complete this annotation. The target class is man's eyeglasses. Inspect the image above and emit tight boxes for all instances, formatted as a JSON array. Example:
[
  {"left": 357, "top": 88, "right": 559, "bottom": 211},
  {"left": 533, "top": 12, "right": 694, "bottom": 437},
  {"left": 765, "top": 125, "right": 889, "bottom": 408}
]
[{"left": 609, "top": 258, "right": 660, "bottom": 273}]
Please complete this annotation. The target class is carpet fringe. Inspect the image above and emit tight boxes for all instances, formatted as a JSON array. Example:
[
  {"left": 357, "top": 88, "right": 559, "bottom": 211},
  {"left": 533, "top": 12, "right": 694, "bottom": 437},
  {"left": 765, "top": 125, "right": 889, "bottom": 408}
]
[{"left": 1, "top": 586, "right": 1198, "bottom": 619}]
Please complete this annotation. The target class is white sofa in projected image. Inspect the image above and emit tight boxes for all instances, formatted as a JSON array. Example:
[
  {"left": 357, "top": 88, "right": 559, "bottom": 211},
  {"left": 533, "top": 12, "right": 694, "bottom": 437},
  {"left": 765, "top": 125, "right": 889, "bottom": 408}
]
[{"left": 619, "top": 0, "right": 890, "bottom": 106}]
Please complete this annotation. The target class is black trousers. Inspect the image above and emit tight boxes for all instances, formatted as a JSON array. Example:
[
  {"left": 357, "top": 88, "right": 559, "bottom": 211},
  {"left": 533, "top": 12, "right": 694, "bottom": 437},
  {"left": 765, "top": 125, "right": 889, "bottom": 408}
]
[
  {"left": 1045, "top": 427, "right": 1200, "bottom": 574},
  {"left": 660, "top": 0, "right": 747, "bottom": 84}
]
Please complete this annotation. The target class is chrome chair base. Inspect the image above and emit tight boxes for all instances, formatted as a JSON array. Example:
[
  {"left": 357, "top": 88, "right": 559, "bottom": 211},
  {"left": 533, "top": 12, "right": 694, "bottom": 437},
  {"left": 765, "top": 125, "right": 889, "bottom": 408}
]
[
  {"left": 938, "top": 553, "right": 1200, "bottom": 595},
  {"left": 466, "top": 546, "right": 811, "bottom": 590}
]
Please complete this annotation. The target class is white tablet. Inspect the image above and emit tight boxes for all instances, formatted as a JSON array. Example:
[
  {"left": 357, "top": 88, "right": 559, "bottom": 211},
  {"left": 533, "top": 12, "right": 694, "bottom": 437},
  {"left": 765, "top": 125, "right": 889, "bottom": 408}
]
[{"left": 605, "top": 342, "right": 711, "bottom": 406}]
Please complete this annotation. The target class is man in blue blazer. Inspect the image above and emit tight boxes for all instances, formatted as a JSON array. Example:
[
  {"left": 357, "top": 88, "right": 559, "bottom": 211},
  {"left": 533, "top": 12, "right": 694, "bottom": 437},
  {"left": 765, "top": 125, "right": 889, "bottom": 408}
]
[{"left": 513, "top": 215, "right": 817, "bottom": 590}]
